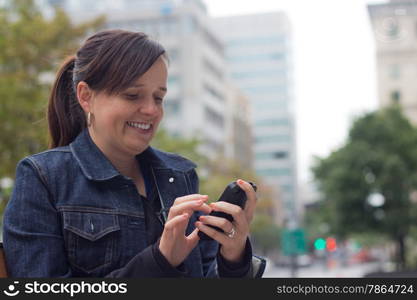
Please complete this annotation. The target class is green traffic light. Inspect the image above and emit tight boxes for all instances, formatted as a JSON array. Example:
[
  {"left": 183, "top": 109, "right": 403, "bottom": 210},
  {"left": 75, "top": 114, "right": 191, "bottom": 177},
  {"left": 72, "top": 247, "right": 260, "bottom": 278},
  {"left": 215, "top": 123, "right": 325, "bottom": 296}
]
[{"left": 314, "top": 238, "right": 326, "bottom": 250}]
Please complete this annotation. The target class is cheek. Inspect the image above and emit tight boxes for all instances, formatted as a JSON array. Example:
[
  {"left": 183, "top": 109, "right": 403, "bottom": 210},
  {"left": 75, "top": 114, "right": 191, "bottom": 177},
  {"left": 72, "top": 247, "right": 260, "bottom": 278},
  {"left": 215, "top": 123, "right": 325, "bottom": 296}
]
[
  {"left": 158, "top": 108, "right": 164, "bottom": 123},
  {"left": 99, "top": 113, "right": 128, "bottom": 135},
  {"left": 152, "top": 107, "right": 164, "bottom": 127}
]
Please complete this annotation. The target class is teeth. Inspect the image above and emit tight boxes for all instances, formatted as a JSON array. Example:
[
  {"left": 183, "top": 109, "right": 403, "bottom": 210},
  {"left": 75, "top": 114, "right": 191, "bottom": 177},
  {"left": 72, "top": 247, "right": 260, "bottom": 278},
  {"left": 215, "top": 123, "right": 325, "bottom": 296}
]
[{"left": 127, "top": 121, "right": 151, "bottom": 130}]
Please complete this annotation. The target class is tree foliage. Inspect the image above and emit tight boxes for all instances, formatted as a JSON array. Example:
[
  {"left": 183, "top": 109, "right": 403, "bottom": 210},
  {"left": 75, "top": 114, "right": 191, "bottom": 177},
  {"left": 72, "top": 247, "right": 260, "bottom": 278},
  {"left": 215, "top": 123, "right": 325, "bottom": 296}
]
[
  {"left": 0, "top": 0, "right": 104, "bottom": 179},
  {"left": 312, "top": 105, "right": 417, "bottom": 269},
  {"left": 151, "top": 128, "right": 207, "bottom": 168}
]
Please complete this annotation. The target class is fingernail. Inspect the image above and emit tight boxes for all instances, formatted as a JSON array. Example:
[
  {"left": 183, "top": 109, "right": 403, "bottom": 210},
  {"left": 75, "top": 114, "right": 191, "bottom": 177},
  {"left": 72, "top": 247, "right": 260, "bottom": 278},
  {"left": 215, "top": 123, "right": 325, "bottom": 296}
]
[
  {"left": 237, "top": 179, "right": 243, "bottom": 184},
  {"left": 199, "top": 216, "right": 205, "bottom": 221},
  {"left": 183, "top": 213, "right": 189, "bottom": 218}
]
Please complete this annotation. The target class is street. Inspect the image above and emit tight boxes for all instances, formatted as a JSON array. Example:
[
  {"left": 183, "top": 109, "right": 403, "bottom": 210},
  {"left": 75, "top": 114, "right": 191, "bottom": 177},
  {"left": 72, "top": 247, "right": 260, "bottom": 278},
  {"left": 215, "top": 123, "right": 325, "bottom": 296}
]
[{"left": 263, "top": 261, "right": 384, "bottom": 278}]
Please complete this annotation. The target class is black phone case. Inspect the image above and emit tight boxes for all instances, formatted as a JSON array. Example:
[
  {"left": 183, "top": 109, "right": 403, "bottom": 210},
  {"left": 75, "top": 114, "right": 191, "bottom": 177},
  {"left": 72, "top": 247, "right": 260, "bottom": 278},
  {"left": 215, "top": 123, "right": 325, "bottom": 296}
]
[{"left": 198, "top": 181, "right": 257, "bottom": 241}]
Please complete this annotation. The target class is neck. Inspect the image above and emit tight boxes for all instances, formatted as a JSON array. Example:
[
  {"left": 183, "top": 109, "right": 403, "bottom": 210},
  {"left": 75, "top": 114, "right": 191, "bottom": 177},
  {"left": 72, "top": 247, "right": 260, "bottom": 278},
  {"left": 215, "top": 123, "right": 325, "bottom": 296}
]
[
  {"left": 88, "top": 129, "right": 141, "bottom": 180},
  {"left": 110, "top": 154, "right": 140, "bottom": 180}
]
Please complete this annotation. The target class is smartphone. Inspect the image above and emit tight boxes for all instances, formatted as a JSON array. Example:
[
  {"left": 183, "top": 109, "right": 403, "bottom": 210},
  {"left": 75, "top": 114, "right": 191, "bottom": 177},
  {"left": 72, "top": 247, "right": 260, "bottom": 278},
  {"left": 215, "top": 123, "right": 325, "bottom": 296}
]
[{"left": 198, "top": 181, "right": 257, "bottom": 240}]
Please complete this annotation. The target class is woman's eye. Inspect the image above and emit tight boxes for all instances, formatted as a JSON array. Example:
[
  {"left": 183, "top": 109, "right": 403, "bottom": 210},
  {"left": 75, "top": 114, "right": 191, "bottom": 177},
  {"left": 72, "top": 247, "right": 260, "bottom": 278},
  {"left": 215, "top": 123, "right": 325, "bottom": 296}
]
[
  {"left": 125, "top": 94, "right": 139, "bottom": 100},
  {"left": 155, "top": 97, "right": 164, "bottom": 104}
]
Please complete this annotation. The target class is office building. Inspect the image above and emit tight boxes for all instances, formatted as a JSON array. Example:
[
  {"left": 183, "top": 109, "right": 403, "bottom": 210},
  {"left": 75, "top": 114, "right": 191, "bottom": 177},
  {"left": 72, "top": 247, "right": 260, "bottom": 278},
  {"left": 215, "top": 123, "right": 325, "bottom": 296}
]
[
  {"left": 368, "top": 0, "right": 417, "bottom": 124},
  {"left": 213, "top": 13, "right": 297, "bottom": 224}
]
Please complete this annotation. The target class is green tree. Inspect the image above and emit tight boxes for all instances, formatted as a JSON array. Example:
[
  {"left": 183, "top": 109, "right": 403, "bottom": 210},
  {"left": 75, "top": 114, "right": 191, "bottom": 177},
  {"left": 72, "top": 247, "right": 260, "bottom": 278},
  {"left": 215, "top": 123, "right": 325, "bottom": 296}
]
[
  {"left": 312, "top": 105, "right": 417, "bottom": 270},
  {"left": 151, "top": 128, "right": 207, "bottom": 167},
  {"left": 0, "top": 0, "right": 104, "bottom": 179},
  {"left": 250, "top": 213, "right": 281, "bottom": 255}
]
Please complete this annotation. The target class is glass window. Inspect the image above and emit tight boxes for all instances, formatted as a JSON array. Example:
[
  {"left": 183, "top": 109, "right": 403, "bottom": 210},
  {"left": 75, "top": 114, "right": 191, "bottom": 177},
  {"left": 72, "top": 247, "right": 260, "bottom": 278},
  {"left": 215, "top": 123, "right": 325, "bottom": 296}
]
[
  {"left": 255, "top": 151, "right": 288, "bottom": 160},
  {"left": 227, "top": 35, "right": 285, "bottom": 47},
  {"left": 183, "top": 15, "right": 198, "bottom": 34},
  {"left": 202, "top": 28, "right": 224, "bottom": 56},
  {"left": 167, "top": 48, "right": 179, "bottom": 62},
  {"left": 164, "top": 98, "right": 180, "bottom": 115},
  {"left": 203, "top": 82, "right": 224, "bottom": 102},
  {"left": 243, "top": 85, "right": 286, "bottom": 94},
  {"left": 203, "top": 58, "right": 224, "bottom": 80},
  {"left": 388, "top": 64, "right": 400, "bottom": 79},
  {"left": 231, "top": 68, "right": 285, "bottom": 79},
  {"left": 255, "top": 102, "right": 289, "bottom": 112},
  {"left": 386, "top": 18, "right": 399, "bottom": 38},
  {"left": 255, "top": 118, "right": 290, "bottom": 127},
  {"left": 390, "top": 90, "right": 401, "bottom": 103},
  {"left": 168, "top": 75, "right": 180, "bottom": 85},
  {"left": 204, "top": 106, "right": 224, "bottom": 128},
  {"left": 281, "top": 184, "right": 293, "bottom": 193},
  {"left": 227, "top": 52, "right": 285, "bottom": 64},
  {"left": 256, "top": 168, "right": 291, "bottom": 177},
  {"left": 256, "top": 135, "right": 291, "bottom": 143}
]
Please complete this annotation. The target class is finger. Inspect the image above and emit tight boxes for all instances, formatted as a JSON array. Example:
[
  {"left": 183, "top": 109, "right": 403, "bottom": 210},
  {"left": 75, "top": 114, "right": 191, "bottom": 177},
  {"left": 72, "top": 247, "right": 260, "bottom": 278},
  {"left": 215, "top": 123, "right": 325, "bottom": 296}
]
[
  {"left": 198, "top": 215, "right": 233, "bottom": 234},
  {"left": 209, "top": 201, "right": 246, "bottom": 227},
  {"left": 173, "top": 194, "right": 209, "bottom": 205},
  {"left": 195, "top": 221, "right": 229, "bottom": 245},
  {"left": 168, "top": 200, "right": 212, "bottom": 219},
  {"left": 164, "top": 213, "right": 190, "bottom": 234},
  {"left": 185, "top": 228, "right": 200, "bottom": 249},
  {"left": 236, "top": 179, "right": 257, "bottom": 222}
]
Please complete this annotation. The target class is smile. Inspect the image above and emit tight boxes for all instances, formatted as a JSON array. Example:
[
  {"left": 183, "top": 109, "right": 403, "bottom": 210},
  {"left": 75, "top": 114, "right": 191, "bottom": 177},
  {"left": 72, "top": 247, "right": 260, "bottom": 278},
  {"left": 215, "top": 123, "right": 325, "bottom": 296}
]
[{"left": 126, "top": 121, "right": 152, "bottom": 130}]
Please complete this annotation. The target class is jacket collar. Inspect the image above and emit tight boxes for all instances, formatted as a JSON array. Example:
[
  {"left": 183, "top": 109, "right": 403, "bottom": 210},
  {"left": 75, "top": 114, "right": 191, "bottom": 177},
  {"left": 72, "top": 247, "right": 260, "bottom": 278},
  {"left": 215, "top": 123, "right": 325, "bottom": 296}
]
[{"left": 69, "top": 129, "right": 196, "bottom": 181}]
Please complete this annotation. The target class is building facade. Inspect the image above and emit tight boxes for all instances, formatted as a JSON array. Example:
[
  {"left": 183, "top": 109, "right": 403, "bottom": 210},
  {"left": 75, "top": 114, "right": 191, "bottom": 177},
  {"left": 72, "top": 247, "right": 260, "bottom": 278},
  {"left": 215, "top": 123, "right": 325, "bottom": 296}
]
[
  {"left": 224, "top": 83, "right": 253, "bottom": 170},
  {"left": 368, "top": 0, "right": 417, "bottom": 124},
  {"left": 213, "top": 13, "right": 297, "bottom": 224}
]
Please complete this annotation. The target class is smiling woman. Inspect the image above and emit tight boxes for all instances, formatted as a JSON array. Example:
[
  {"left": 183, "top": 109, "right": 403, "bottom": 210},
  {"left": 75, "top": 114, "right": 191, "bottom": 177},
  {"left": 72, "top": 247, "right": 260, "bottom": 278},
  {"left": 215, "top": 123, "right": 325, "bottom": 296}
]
[{"left": 2, "top": 29, "right": 265, "bottom": 278}]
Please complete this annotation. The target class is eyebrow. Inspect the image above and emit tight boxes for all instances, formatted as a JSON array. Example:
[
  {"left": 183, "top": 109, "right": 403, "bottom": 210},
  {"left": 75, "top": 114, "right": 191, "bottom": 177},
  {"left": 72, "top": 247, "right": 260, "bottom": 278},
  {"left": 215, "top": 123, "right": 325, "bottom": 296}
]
[{"left": 129, "top": 84, "right": 167, "bottom": 92}]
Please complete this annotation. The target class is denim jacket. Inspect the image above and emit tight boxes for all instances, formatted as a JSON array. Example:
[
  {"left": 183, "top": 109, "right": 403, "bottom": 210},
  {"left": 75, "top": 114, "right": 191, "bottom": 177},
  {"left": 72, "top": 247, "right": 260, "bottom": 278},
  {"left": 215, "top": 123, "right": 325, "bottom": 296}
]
[{"left": 3, "top": 130, "right": 265, "bottom": 278}]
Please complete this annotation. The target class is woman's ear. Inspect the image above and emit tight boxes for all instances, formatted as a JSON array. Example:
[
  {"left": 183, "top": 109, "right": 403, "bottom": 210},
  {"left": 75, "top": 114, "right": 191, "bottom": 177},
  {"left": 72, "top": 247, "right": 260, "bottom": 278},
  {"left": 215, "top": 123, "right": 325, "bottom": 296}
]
[{"left": 76, "top": 81, "right": 93, "bottom": 113}]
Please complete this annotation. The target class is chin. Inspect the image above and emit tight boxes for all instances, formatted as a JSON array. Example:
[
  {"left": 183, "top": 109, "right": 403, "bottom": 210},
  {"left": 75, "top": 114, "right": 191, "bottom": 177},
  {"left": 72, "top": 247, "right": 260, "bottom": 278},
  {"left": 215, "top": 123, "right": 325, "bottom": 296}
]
[{"left": 130, "top": 143, "right": 149, "bottom": 155}]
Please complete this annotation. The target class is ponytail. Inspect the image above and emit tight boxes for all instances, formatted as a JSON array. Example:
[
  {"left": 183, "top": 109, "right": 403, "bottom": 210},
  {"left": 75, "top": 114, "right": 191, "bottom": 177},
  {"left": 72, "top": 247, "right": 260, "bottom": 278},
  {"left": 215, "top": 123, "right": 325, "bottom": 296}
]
[{"left": 47, "top": 56, "right": 86, "bottom": 148}]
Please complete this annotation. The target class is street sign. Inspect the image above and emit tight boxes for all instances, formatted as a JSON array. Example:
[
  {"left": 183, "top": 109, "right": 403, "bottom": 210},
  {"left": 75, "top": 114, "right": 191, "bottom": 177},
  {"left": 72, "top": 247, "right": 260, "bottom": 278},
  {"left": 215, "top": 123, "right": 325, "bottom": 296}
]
[{"left": 281, "top": 228, "right": 306, "bottom": 256}]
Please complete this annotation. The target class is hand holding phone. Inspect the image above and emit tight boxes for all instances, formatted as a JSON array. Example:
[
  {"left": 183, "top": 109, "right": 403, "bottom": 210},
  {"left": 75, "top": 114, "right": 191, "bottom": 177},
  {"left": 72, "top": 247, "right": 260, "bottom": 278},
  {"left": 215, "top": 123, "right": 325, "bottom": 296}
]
[{"left": 198, "top": 181, "right": 257, "bottom": 241}]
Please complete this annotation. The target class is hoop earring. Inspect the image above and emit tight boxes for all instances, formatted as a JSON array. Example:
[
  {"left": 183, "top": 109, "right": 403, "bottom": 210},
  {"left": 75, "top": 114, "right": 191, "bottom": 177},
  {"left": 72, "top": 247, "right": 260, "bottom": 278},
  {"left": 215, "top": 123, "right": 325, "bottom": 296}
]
[{"left": 87, "top": 112, "right": 91, "bottom": 127}]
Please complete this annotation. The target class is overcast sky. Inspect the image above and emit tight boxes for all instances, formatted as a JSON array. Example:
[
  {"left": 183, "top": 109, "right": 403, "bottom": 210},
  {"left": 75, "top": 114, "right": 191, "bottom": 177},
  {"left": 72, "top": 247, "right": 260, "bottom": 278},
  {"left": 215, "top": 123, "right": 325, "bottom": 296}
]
[{"left": 205, "top": 0, "right": 384, "bottom": 182}]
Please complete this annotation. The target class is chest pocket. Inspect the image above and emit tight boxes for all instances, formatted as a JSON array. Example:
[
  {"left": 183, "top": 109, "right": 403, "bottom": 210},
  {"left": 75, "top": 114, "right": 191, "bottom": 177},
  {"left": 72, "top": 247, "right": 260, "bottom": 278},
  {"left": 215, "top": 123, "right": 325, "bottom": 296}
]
[{"left": 63, "top": 211, "right": 120, "bottom": 274}]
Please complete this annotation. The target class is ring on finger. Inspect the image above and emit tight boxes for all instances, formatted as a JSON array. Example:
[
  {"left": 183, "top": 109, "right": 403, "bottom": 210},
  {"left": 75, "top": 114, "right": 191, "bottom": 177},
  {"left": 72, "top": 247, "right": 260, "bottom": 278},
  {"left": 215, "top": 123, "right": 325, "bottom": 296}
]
[{"left": 225, "top": 227, "right": 236, "bottom": 238}]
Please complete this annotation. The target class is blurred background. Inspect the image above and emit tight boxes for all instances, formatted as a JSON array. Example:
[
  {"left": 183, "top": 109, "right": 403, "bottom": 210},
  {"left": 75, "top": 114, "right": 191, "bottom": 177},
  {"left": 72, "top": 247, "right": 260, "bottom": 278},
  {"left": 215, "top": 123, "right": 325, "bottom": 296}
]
[{"left": 1, "top": 0, "right": 417, "bottom": 277}]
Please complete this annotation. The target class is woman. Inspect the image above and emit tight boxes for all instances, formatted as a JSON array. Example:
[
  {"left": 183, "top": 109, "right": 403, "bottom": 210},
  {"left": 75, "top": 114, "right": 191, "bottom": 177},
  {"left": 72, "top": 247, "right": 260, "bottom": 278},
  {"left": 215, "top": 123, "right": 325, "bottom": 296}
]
[{"left": 3, "top": 29, "right": 265, "bottom": 277}]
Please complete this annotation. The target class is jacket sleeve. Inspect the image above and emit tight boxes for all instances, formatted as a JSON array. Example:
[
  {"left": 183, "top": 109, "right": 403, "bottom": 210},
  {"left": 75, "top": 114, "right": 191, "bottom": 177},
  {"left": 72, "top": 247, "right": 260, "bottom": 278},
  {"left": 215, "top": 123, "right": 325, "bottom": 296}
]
[
  {"left": 3, "top": 158, "right": 73, "bottom": 277},
  {"left": 105, "top": 239, "right": 188, "bottom": 278}
]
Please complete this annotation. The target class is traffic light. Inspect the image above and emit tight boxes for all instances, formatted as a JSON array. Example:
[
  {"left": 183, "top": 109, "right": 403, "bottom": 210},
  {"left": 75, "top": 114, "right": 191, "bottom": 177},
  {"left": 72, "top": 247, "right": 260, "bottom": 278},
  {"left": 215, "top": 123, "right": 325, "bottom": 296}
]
[
  {"left": 314, "top": 238, "right": 326, "bottom": 251},
  {"left": 314, "top": 237, "right": 337, "bottom": 252},
  {"left": 326, "top": 237, "right": 337, "bottom": 252}
]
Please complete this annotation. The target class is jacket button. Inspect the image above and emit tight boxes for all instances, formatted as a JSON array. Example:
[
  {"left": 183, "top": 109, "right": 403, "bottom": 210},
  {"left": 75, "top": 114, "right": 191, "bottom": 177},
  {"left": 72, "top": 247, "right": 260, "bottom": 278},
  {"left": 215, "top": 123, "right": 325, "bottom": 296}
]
[{"left": 169, "top": 177, "right": 174, "bottom": 183}]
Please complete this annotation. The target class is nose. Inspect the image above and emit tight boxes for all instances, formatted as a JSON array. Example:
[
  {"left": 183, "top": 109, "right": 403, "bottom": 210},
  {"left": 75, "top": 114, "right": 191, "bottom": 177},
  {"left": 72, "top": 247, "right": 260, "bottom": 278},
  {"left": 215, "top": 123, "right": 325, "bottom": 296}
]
[{"left": 139, "top": 97, "right": 159, "bottom": 115}]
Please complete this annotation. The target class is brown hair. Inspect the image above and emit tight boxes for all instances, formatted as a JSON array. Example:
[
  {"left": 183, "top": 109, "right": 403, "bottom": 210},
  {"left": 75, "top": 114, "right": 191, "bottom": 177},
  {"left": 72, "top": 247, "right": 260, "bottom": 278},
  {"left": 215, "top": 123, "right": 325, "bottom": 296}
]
[{"left": 47, "top": 29, "right": 166, "bottom": 148}]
